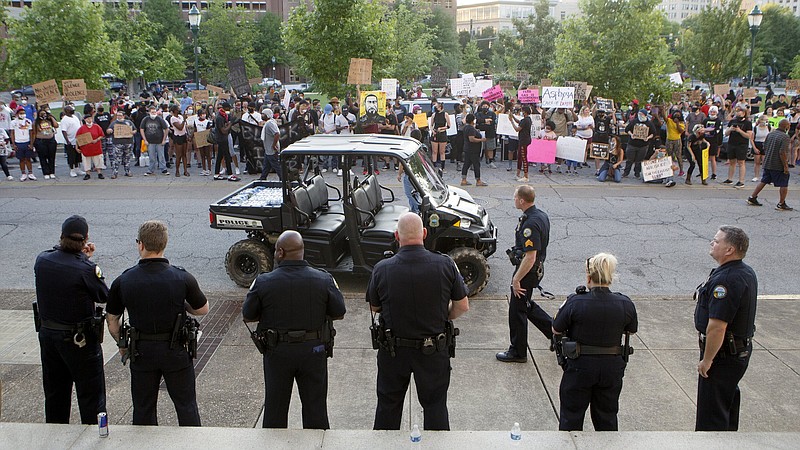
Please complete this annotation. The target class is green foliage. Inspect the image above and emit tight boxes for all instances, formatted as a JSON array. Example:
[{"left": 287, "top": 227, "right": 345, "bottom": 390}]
[
  {"left": 504, "top": 0, "right": 558, "bottom": 81},
  {"left": 7, "top": 0, "right": 119, "bottom": 88},
  {"left": 150, "top": 35, "right": 187, "bottom": 81},
  {"left": 553, "top": 0, "right": 672, "bottom": 102},
  {"left": 475, "top": 27, "right": 495, "bottom": 65},
  {"left": 790, "top": 55, "right": 800, "bottom": 79},
  {"left": 252, "top": 12, "right": 286, "bottom": 70},
  {"left": 678, "top": 0, "right": 748, "bottom": 86},
  {"left": 461, "top": 41, "right": 484, "bottom": 74},
  {"left": 754, "top": 5, "right": 800, "bottom": 78},
  {"left": 0, "top": 0, "right": 11, "bottom": 88},
  {"left": 198, "top": 0, "right": 260, "bottom": 85},
  {"left": 458, "top": 31, "right": 470, "bottom": 50},
  {"left": 391, "top": 1, "right": 434, "bottom": 83},
  {"left": 283, "top": 0, "right": 396, "bottom": 96},
  {"left": 104, "top": 6, "right": 158, "bottom": 81},
  {"left": 141, "top": 0, "right": 186, "bottom": 47},
  {"left": 424, "top": 7, "right": 461, "bottom": 75}
]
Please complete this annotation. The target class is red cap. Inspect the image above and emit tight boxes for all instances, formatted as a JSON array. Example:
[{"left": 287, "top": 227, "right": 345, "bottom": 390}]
[{"left": 631, "top": 99, "right": 639, "bottom": 105}]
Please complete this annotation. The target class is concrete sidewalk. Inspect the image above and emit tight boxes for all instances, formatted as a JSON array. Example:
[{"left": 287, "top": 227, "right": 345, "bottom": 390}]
[{"left": 1, "top": 291, "right": 799, "bottom": 433}]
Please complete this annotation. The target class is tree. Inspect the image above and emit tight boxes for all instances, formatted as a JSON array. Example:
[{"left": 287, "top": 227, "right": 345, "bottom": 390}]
[
  {"left": 790, "top": 55, "right": 800, "bottom": 80},
  {"left": 678, "top": 0, "right": 748, "bottom": 86},
  {"left": 475, "top": 27, "right": 495, "bottom": 66},
  {"left": 104, "top": 6, "right": 158, "bottom": 82},
  {"left": 0, "top": 0, "right": 11, "bottom": 88},
  {"left": 390, "top": 1, "right": 434, "bottom": 83},
  {"left": 199, "top": 0, "right": 260, "bottom": 85},
  {"left": 141, "top": 0, "right": 186, "bottom": 48},
  {"left": 461, "top": 41, "right": 484, "bottom": 74},
  {"left": 553, "top": 0, "right": 673, "bottom": 102},
  {"left": 425, "top": 7, "right": 461, "bottom": 75},
  {"left": 504, "top": 0, "right": 559, "bottom": 81},
  {"left": 7, "top": 0, "right": 119, "bottom": 89},
  {"left": 458, "top": 30, "right": 470, "bottom": 50},
  {"left": 283, "top": 0, "right": 396, "bottom": 96},
  {"left": 149, "top": 35, "right": 188, "bottom": 81},
  {"left": 252, "top": 12, "right": 286, "bottom": 72},
  {"left": 754, "top": 5, "right": 800, "bottom": 79}
]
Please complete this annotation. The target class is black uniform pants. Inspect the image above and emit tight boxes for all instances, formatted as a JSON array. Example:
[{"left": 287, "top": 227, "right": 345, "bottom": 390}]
[
  {"left": 508, "top": 270, "right": 553, "bottom": 357},
  {"left": 262, "top": 341, "right": 329, "bottom": 429},
  {"left": 38, "top": 328, "right": 106, "bottom": 424},
  {"left": 129, "top": 341, "right": 200, "bottom": 426},
  {"left": 559, "top": 355, "right": 626, "bottom": 431},
  {"left": 695, "top": 348, "right": 751, "bottom": 431},
  {"left": 374, "top": 347, "right": 451, "bottom": 431}
]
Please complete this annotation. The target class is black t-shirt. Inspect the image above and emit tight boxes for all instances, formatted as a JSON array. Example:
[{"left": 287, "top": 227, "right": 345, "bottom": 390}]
[
  {"left": 694, "top": 260, "right": 757, "bottom": 338},
  {"left": 367, "top": 245, "right": 468, "bottom": 338},
  {"left": 771, "top": 101, "right": 788, "bottom": 110},
  {"left": 749, "top": 96, "right": 762, "bottom": 114},
  {"left": 514, "top": 205, "right": 550, "bottom": 288},
  {"left": 107, "top": 258, "right": 207, "bottom": 334},
  {"left": 552, "top": 287, "right": 638, "bottom": 346},
  {"left": 35, "top": 248, "right": 109, "bottom": 324},
  {"left": 689, "top": 134, "right": 708, "bottom": 154},
  {"left": 703, "top": 117, "right": 723, "bottom": 143},
  {"left": 215, "top": 112, "right": 230, "bottom": 137},
  {"left": 518, "top": 116, "right": 532, "bottom": 143},
  {"left": 593, "top": 116, "right": 611, "bottom": 143},
  {"left": 463, "top": 124, "right": 482, "bottom": 152},
  {"left": 140, "top": 115, "right": 169, "bottom": 144},
  {"left": 727, "top": 117, "right": 752, "bottom": 148},
  {"left": 381, "top": 112, "right": 399, "bottom": 135}
]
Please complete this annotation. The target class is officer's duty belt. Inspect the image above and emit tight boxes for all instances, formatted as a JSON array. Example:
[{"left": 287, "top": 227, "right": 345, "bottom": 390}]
[
  {"left": 579, "top": 344, "right": 623, "bottom": 356},
  {"left": 276, "top": 330, "right": 321, "bottom": 343},
  {"left": 137, "top": 332, "right": 173, "bottom": 341},
  {"left": 699, "top": 334, "right": 751, "bottom": 352},
  {"left": 41, "top": 319, "right": 79, "bottom": 332},
  {"left": 394, "top": 335, "right": 445, "bottom": 349}
]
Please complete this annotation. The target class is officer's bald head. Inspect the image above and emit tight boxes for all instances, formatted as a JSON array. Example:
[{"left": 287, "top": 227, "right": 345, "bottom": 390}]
[
  {"left": 395, "top": 213, "right": 426, "bottom": 246},
  {"left": 275, "top": 230, "right": 304, "bottom": 262}
]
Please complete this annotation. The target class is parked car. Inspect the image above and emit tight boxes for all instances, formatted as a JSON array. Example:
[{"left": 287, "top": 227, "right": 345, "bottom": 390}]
[
  {"left": 181, "top": 83, "right": 206, "bottom": 92},
  {"left": 11, "top": 86, "right": 36, "bottom": 97},
  {"left": 260, "top": 78, "right": 282, "bottom": 88}
]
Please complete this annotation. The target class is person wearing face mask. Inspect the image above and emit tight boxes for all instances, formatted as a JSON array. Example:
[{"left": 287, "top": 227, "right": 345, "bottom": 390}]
[
  {"left": 622, "top": 109, "right": 657, "bottom": 179},
  {"left": 76, "top": 114, "right": 107, "bottom": 180},
  {"left": 703, "top": 106, "right": 723, "bottom": 180},
  {"left": 213, "top": 102, "right": 237, "bottom": 181},
  {"left": 429, "top": 101, "right": 450, "bottom": 175},
  {"left": 259, "top": 106, "right": 283, "bottom": 181},
  {"left": 475, "top": 101, "right": 498, "bottom": 169},
  {"left": 20, "top": 97, "right": 37, "bottom": 122},
  {"left": 192, "top": 109, "right": 213, "bottom": 176},
  {"left": 106, "top": 110, "right": 136, "bottom": 178},
  {"left": 60, "top": 106, "right": 85, "bottom": 177},
  {"left": 169, "top": 105, "right": 189, "bottom": 177},
  {"left": 10, "top": 108, "right": 36, "bottom": 181},
  {"left": 139, "top": 105, "right": 170, "bottom": 176},
  {"left": 722, "top": 106, "right": 752, "bottom": 188},
  {"left": 94, "top": 106, "right": 112, "bottom": 168},
  {"left": 0, "top": 100, "right": 13, "bottom": 139},
  {"left": 34, "top": 108, "right": 59, "bottom": 179}
]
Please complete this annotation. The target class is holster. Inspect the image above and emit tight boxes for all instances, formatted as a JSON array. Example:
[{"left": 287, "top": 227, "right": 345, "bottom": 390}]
[
  {"left": 320, "top": 318, "right": 336, "bottom": 358},
  {"left": 445, "top": 320, "right": 459, "bottom": 358},
  {"left": 33, "top": 302, "right": 42, "bottom": 332},
  {"left": 90, "top": 307, "right": 106, "bottom": 344}
]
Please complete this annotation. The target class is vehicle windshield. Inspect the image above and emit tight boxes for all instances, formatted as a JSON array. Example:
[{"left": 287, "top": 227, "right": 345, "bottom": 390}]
[{"left": 405, "top": 147, "right": 448, "bottom": 204}]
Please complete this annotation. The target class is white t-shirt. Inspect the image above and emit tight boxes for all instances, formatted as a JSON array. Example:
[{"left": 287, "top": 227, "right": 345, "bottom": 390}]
[
  {"left": 11, "top": 117, "right": 32, "bottom": 143},
  {"left": 194, "top": 118, "right": 211, "bottom": 132},
  {"left": 170, "top": 115, "right": 186, "bottom": 136},
  {"left": 320, "top": 113, "right": 337, "bottom": 134},
  {"left": 60, "top": 115, "right": 82, "bottom": 145},
  {"left": 338, "top": 113, "right": 355, "bottom": 135},
  {"left": 0, "top": 128, "right": 10, "bottom": 155},
  {"left": 575, "top": 115, "right": 594, "bottom": 139},
  {"left": 0, "top": 105, "right": 12, "bottom": 130},
  {"left": 241, "top": 112, "right": 262, "bottom": 126}
]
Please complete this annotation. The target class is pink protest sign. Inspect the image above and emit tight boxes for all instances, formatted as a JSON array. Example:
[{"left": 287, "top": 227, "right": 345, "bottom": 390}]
[
  {"left": 518, "top": 89, "right": 540, "bottom": 104},
  {"left": 528, "top": 139, "right": 557, "bottom": 164},
  {"left": 482, "top": 85, "right": 504, "bottom": 102}
]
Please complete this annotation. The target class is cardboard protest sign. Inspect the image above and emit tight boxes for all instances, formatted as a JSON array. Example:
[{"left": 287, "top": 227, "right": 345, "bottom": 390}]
[
  {"left": 586, "top": 85, "right": 593, "bottom": 99},
  {"left": 786, "top": 79, "right": 800, "bottom": 92},
  {"left": 565, "top": 81, "right": 588, "bottom": 101},
  {"left": 556, "top": 136, "right": 587, "bottom": 163},
  {"left": 590, "top": 142, "right": 609, "bottom": 160},
  {"left": 113, "top": 124, "right": 134, "bottom": 139},
  {"left": 499, "top": 81, "right": 515, "bottom": 90},
  {"left": 496, "top": 114, "right": 519, "bottom": 137},
  {"left": 381, "top": 78, "right": 398, "bottom": 100},
  {"left": 192, "top": 90, "right": 210, "bottom": 103},
  {"left": 227, "top": 57, "right": 251, "bottom": 96},
  {"left": 541, "top": 87, "right": 575, "bottom": 108},
  {"left": 86, "top": 90, "right": 105, "bottom": 103},
  {"left": 672, "top": 92, "right": 683, "bottom": 103},
  {"left": 631, "top": 123, "right": 650, "bottom": 140},
  {"left": 482, "top": 85, "right": 504, "bottom": 102},
  {"left": 194, "top": 129, "right": 210, "bottom": 145},
  {"left": 76, "top": 132, "right": 94, "bottom": 148},
  {"left": 713, "top": 84, "right": 730, "bottom": 97},
  {"left": 596, "top": 98, "right": 613, "bottom": 111},
  {"left": 642, "top": 156, "right": 674, "bottom": 182},
  {"left": 347, "top": 58, "right": 373, "bottom": 85},
  {"left": 431, "top": 66, "right": 449, "bottom": 88},
  {"left": 218, "top": 93, "right": 231, "bottom": 101},
  {"left": 690, "top": 90, "right": 702, "bottom": 102},
  {"left": 669, "top": 72, "right": 683, "bottom": 85},
  {"left": 207, "top": 85, "right": 224, "bottom": 96},
  {"left": 743, "top": 88, "right": 757, "bottom": 99},
  {"left": 540, "top": 79, "right": 552, "bottom": 87},
  {"left": 413, "top": 113, "right": 429, "bottom": 129},
  {"left": 62, "top": 79, "right": 86, "bottom": 101},
  {"left": 527, "top": 139, "right": 557, "bottom": 164},
  {"left": 359, "top": 91, "right": 386, "bottom": 125},
  {"left": 517, "top": 89, "right": 539, "bottom": 104},
  {"left": 701, "top": 148, "right": 709, "bottom": 180},
  {"left": 33, "top": 79, "right": 61, "bottom": 104},
  {"left": 515, "top": 70, "right": 529, "bottom": 82},
  {"left": 249, "top": 77, "right": 261, "bottom": 87}
]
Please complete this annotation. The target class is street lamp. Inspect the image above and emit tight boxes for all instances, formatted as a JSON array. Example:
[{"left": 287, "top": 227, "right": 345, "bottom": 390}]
[
  {"left": 188, "top": 5, "right": 202, "bottom": 89},
  {"left": 747, "top": 5, "right": 763, "bottom": 88},
  {"left": 271, "top": 56, "right": 276, "bottom": 81}
]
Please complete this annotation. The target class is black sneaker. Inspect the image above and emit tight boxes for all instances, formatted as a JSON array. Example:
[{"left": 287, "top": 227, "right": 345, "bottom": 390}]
[
  {"left": 97, "top": 173, "right": 105, "bottom": 179},
  {"left": 746, "top": 197, "right": 762, "bottom": 206},
  {"left": 711, "top": 174, "right": 717, "bottom": 180},
  {"left": 83, "top": 173, "right": 90, "bottom": 180},
  {"left": 776, "top": 202, "right": 793, "bottom": 211},
  {"left": 734, "top": 181, "right": 744, "bottom": 188},
  {"left": 722, "top": 179, "right": 733, "bottom": 184}
]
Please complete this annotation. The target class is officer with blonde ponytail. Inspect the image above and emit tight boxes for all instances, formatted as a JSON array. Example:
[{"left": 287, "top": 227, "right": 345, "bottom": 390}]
[{"left": 552, "top": 253, "right": 638, "bottom": 431}]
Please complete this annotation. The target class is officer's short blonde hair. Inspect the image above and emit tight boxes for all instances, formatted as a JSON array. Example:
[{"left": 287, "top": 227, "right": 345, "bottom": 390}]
[
  {"left": 138, "top": 220, "right": 168, "bottom": 253},
  {"left": 515, "top": 185, "right": 535, "bottom": 204},
  {"left": 587, "top": 253, "right": 617, "bottom": 285}
]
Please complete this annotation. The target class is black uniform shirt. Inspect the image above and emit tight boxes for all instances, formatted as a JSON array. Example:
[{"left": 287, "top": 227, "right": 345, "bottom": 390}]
[
  {"left": 553, "top": 287, "right": 638, "bottom": 347},
  {"left": 242, "top": 260, "right": 346, "bottom": 332},
  {"left": 34, "top": 247, "right": 109, "bottom": 324},
  {"left": 515, "top": 205, "right": 549, "bottom": 264},
  {"left": 694, "top": 260, "right": 757, "bottom": 338},
  {"left": 367, "top": 245, "right": 467, "bottom": 339},
  {"left": 107, "top": 258, "right": 207, "bottom": 334}
]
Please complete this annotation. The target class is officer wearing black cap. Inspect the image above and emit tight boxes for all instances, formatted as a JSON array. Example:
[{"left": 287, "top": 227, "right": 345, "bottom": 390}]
[
  {"left": 552, "top": 253, "right": 637, "bottom": 431},
  {"left": 368, "top": 213, "right": 469, "bottom": 431},
  {"left": 34, "top": 215, "right": 109, "bottom": 424},
  {"left": 242, "top": 230, "right": 346, "bottom": 429},
  {"left": 694, "top": 226, "right": 757, "bottom": 431},
  {"left": 106, "top": 220, "right": 209, "bottom": 426},
  {"left": 497, "top": 184, "right": 552, "bottom": 363}
]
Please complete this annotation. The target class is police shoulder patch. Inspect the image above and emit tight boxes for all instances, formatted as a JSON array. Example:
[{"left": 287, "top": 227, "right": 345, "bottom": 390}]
[
  {"left": 95, "top": 265, "right": 104, "bottom": 280},
  {"left": 712, "top": 285, "right": 727, "bottom": 299},
  {"left": 523, "top": 228, "right": 532, "bottom": 238},
  {"left": 524, "top": 239, "right": 534, "bottom": 247}
]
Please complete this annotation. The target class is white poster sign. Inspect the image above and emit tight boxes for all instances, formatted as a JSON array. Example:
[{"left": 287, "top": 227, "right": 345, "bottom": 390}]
[
  {"left": 282, "top": 89, "right": 291, "bottom": 111},
  {"left": 555, "top": 136, "right": 587, "bottom": 162},
  {"left": 447, "top": 113, "right": 457, "bottom": 136},
  {"left": 541, "top": 87, "right": 575, "bottom": 108},
  {"left": 642, "top": 156, "right": 674, "bottom": 182},
  {"left": 450, "top": 78, "right": 465, "bottom": 96},
  {"left": 669, "top": 72, "right": 683, "bottom": 85},
  {"left": 381, "top": 78, "right": 398, "bottom": 100},
  {"left": 496, "top": 114, "right": 519, "bottom": 137},
  {"left": 461, "top": 73, "right": 476, "bottom": 96},
  {"left": 470, "top": 79, "right": 493, "bottom": 98}
]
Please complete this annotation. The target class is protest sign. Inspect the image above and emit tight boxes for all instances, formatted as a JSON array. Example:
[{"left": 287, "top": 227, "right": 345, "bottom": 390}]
[
  {"left": 669, "top": 72, "right": 683, "bottom": 85},
  {"left": 431, "top": 66, "right": 449, "bottom": 88},
  {"left": 586, "top": 85, "right": 593, "bottom": 99},
  {"left": 113, "top": 124, "right": 134, "bottom": 139},
  {"left": 541, "top": 87, "right": 575, "bottom": 108},
  {"left": 743, "top": 88, "right": 757, "bottom": 99},
  {"left": 227, "top": 57, "right": 251, "bottom": 96},
  {"left": 713, "top": 84, "right": 730, "bottom": 97},
  {"left": 33, "top": 79, "right": 61, "bottom": 104},
  {"left": 517, "top": 89, "right": 539, "bottom": 104},
  {"left": 596, "top": 98, "right": 613, "bottom": 111},
  {"left": 690, "top": 90, "right": 702, "bottom": 102},
  {"left": 672, "top": 92, "right": 683, "bottom": 103},
  {"left": 381, "top": 78, "right": 398, "bottom": 99},
  {"left": 461, "top": 73, "right": 476, "bottom": 96},
  {"left": 359, "top": 91, "right": 386, "bottom": 125},
  {"left": 76, "top": 132, "right": 94, "bottom": 148},
  {"left": 194, "top": 129, "right": 210, "bottom": 145},
  {"left": 62, "top": 79, "right": 86, "bottom": 102},
  {"left": 556, "top": 136, "right": 587, "bottom": 163},
  {"left": 413, "top": 113, "right": 429, "bottom": 129},
  {"left": 249, "top": 77, "right": 261, "bottom": 87},
  {"left": 282, "top": 89, "right": 291, "bottom": 110},
  {"left": 565, "top": 81, "right": 588, "bottom": 101},
  {"left": 86, "top": 90, "right": 105, "bottom": 103},
  {"left": 347, "top": 58, "right": 373, "bottom": 85},
  {"left": 449, "top": 78, "right": 464, "bottom": 96},
  {"left": 540, "top": 78, "right": 552, "bottom": 87},
  {"left": 469, "top": 78, "right": 489, "bottom": 97},
  {"left": 207, "top": 85, "right": 224, "bottom": 96},
  {"left": 631, "top": 123, "right": 650, "bottom": 140},
  {"left": 701, "top": 148, "right": 709, "bottom": 180},
  {"left": 496, "top": 114, "right": 519, "bottom": 137},
  {"left": 515, "top": 70, "right": 529, "bottom": 82},
  {"left": 528, "top": 139, "right": 557, "bottom": 164},
  {"left": 482, "top": 85, "right": 504, "bottom": 102},
  {"left": 531, "top": 114, "right": 542, "bottom": 135},
  {"left": 590, "top": 142, "right": 609, "bottom": 160},
  {"left": 499, "top": 80, "right": 515, "bottom": 90},
  {"left": 446, "top": 114, "right": 457, "bottom": 136},
  {"left": 642, "top": 156, "right": 674, "bottom": 182},
  {"left": 192, "top": 90, "right": 210, "bottom": 103},
  {"left": 786, "top": 79, "right": 800, "bottom": 92}
]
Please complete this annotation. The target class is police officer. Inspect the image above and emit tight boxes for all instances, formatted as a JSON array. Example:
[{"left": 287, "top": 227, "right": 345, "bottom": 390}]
[
  {"left": 242, "top": 230, "right": 345, "bottom": 429},
  {"left": 368, "top": 213, "right": 469, "bottom": 431},
  {"left": 694, "top": 226, "right": 757, "bottom": 431},
  {"left": 34, "top": 215, "right": 109, "bottom": 424},
  {"left": 552, "top": 253, "right": 638, "bottom": 431},
  {"left": 497, "top": 185, "right": 552, "bottom": 363},
  {"left": 106, "top": 220, "right": 209, "bottom": 426}
]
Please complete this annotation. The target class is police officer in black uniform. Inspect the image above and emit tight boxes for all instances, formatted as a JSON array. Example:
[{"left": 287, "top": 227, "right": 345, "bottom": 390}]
[
  {"left": 694, "top": 226, "right": 757, "bottom": 431},
  {"left": 34, "top": 215, "right": 109, "bottom": 424},
  {"left": 552, "top": 253, "right": 638, "bottom": 431},
  {"left": 497, "top": 185, "right": 553, "bottom": 363},
  {"left": 106, "top": 220, "right": 209, "bottom": 426},
  {"left": 242, "top": 230, "right": 346, "bottom": 429},
  {"left": 368, "top": 213, "right": 469, "bottom": 431}
]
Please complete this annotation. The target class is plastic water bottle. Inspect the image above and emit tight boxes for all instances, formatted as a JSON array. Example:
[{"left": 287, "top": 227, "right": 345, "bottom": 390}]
[
  {"left": 410, "top": 424, "right": 421, "bottom": 443},
  {"left": 510, "top": 422, "right": 521, "bottom": 442}
]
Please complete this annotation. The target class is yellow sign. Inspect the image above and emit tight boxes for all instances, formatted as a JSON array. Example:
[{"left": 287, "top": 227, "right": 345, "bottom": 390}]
[
  {"left": 413, "top": 113, "right": 429, "bottom": 129},
  {"left": 701, "top": 148, "right": 709, "bottom": 180},
  {"left": 359, "top": 90, "right": 386, "bottom": 125}
]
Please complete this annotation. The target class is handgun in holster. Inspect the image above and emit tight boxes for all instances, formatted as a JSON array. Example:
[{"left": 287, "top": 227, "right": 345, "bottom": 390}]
[
  {"left": 445, "top": 320, "right": 459, "bottom": 358},
  {"left": 321, "top": 318, "right": 336, "bottom": 358},
  {"left": 506, "top": 248, "right": 522, "bottom": 266},
  {"left": 170, "top": 313, "right": 183, "bottom": 350},
  {"left": 384, "top": 328, "right": 396, "bottom": 357},
  {"left": 552, "top": 334, "right": 567, "bottom": 368},
  {"left": 32, "top": 301, "right": 41, "bottom": 332},
  {"left": 90, "top": 306, "right": 106, "bottom": 344},
  {"left": 122, "top": 326, "right": 139, "bottom": 365},
  {"left": 184, "top": 317, "right": 200, "bottom": 359}
]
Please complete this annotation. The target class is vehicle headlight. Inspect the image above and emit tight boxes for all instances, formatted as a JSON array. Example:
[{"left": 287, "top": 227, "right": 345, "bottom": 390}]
[{"left": 459, "top": 219, "right": 471, "bottom": 229}]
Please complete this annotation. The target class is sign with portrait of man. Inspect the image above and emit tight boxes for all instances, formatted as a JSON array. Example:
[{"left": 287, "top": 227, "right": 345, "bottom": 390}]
[{"left": 359, "top": 91, "right": 387, "bottom": 126}]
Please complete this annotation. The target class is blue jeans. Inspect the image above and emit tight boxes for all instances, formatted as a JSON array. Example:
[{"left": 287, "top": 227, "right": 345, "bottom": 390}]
[
  {"left": 597, "top": 162, "right": 621, "bottom": 182},
  {"left": 260, "top": 153, "right": 282, "bottom": 180},
  {"left": 147, "top": 143, "right": 166, "bottom": 172},
  {"left": 402, "top": 174, "right": 419, "bottom": 213}
]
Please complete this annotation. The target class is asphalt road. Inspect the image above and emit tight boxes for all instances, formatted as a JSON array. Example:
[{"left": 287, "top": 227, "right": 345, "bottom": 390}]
[{"left": 1, "top": 157, "right": 797, "bottom": 298}]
